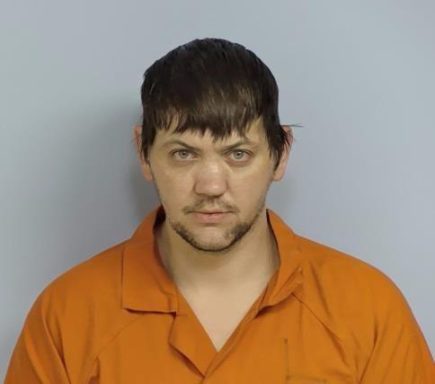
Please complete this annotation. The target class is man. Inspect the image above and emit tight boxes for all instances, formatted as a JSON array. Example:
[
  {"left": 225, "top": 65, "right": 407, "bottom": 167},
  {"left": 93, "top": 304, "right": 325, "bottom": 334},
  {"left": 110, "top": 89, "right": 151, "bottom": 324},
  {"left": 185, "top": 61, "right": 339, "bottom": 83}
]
[{"left": 6, "top": 38, "right": 434, "bottom": 383}]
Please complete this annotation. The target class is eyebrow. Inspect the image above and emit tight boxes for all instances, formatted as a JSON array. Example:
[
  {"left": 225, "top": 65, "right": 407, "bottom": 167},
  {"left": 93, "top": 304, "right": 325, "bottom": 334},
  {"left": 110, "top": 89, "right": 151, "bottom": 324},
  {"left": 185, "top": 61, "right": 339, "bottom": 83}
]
[{"left": 161, "top": 138, "right": 258, "bottom": 151}]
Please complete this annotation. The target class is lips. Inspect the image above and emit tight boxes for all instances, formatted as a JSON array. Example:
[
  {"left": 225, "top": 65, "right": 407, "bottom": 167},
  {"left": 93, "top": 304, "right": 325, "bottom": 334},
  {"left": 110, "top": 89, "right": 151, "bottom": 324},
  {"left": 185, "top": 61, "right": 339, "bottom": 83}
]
[{"left": 192, "top": 211, "right": 230, "bottom": 223}]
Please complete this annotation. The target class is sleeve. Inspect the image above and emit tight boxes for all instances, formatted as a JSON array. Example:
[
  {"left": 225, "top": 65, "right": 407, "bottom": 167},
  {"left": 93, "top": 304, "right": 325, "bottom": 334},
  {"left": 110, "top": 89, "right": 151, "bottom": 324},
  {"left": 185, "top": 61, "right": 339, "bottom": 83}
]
[
  {"left": 359, "top": 278, "right": 435, "bottom": 383},
  {"left": 5, "top": 291, "right": 71, "bottom": 384}
]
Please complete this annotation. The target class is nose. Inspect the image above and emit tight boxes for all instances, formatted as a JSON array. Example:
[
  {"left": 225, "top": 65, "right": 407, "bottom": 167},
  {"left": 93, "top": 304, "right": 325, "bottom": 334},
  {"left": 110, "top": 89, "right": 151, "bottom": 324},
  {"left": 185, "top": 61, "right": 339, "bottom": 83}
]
[{"left": 194, "top": 160, "right": 228, "bottom": 198}]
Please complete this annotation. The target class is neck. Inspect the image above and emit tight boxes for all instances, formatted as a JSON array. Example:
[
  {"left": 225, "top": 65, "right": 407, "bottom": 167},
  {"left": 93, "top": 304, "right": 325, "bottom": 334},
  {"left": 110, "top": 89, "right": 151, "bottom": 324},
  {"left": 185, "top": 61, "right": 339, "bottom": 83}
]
[{"left": 155, "top": 209, "right": 280, "bottom": 294}]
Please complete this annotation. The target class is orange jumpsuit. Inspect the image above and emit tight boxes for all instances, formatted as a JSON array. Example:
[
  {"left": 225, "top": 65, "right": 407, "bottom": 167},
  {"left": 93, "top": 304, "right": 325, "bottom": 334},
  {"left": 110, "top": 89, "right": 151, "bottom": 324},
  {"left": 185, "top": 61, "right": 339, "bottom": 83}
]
[{"left": 6, "top": 206, "right": 435, "bottom": 383}]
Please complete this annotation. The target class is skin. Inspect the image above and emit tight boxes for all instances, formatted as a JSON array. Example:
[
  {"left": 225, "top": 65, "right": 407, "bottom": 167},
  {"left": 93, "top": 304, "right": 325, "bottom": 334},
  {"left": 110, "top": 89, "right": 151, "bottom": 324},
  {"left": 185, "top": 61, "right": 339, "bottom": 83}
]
[{"left": 133, "top": 117, "right": 291, "bottom": 294}]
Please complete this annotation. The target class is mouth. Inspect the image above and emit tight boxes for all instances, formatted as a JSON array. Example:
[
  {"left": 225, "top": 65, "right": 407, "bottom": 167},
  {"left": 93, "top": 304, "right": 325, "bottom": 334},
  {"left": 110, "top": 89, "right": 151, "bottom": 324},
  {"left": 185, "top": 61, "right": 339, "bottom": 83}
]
[{"left": 192, "top": 211, "right": 231, "bottom": 223}]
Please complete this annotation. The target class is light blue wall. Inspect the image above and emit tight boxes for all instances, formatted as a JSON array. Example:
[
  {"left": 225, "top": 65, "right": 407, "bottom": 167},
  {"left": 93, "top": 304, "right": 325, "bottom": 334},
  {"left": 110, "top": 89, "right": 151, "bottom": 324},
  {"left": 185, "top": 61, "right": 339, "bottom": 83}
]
[{"left": 1, "top": 0, "right": 434, "bottom": 376}]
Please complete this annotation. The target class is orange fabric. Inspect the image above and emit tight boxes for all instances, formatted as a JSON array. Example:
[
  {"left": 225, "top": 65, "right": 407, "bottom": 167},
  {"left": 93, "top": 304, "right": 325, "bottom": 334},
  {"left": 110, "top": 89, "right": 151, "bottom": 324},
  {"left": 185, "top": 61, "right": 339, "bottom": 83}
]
[{"left": 6, "top": 206, "right": 435, "bottom": 383}]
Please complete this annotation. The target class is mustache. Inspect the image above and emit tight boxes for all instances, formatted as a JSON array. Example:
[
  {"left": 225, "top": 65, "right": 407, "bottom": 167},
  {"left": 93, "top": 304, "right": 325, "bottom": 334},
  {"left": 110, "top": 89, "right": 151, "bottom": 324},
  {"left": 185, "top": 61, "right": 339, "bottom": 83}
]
[{"left": 183, "top": 203, "right": 238, "bottom": 213}]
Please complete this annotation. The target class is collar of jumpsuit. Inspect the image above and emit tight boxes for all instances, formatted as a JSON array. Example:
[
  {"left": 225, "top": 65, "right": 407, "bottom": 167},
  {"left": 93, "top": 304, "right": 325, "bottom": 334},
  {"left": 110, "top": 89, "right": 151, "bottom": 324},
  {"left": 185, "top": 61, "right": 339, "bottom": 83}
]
[{"left": 122, "top": 204, "right": 305, "bottom": 378}]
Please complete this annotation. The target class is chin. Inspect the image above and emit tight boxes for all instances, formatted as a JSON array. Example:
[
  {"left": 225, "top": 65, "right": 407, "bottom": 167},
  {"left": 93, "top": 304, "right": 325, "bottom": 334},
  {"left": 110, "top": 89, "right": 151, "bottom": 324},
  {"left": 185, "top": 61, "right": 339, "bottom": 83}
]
[
  {"left": 188, "top": 231, "right": 233, "bottom": 249},
  {"left": 170, "top": 210, "right": 258, "bottom": 251},
  {"left": 188, "top": 239, "right": 236, "bottom": 253}
]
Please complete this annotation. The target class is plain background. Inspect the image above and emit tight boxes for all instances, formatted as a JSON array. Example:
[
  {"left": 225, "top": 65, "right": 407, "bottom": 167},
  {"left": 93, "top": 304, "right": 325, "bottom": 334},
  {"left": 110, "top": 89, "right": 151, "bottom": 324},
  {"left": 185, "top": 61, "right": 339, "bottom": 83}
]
[{"left": 1, "top": 0, "right": 434, "bottom": 377}]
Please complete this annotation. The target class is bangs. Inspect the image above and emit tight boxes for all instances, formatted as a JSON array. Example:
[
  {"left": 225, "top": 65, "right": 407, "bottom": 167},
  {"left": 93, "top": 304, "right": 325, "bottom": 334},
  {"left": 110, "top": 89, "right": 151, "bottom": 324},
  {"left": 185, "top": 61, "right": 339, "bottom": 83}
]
[{"left": 149, "top": 82, "right": 263, "bottom": 142}]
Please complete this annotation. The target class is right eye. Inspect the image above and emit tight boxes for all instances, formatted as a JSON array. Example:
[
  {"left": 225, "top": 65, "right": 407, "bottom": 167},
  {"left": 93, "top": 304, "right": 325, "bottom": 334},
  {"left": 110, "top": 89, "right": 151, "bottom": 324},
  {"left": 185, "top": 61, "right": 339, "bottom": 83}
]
[{"left": 171, "top": 149, "right": 195, "bottom": 161}]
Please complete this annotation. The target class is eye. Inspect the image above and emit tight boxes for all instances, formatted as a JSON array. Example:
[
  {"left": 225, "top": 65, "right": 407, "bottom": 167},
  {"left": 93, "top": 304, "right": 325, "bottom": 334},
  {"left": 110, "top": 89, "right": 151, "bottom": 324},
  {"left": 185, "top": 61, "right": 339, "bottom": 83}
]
[
  {"left": 171, "top": 149, "right": 195, "bottom": 160},
  {"left": 229, "top": 150, "right": 250, "bottom": 162}
]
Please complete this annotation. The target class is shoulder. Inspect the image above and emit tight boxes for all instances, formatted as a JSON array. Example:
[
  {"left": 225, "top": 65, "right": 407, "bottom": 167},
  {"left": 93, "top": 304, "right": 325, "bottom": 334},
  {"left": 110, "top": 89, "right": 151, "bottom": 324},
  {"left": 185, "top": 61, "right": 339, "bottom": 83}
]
[
  {"left": 294, "top": 234, "right": 415, "bottom": 352},
  {"left": 292, "top": 236, "right": 435, "bottom": 381},
  {"left": 296, "top": 234, "right": 396, "bottom": 297},
  {"left": 24, "top": 241, "right": 138, "bottom": 377},
  {"left": 41, "top": 240, "right": 127, "bottom": 309},
  {"left": 297, "top": 236, "right": 399, "bottom": 304}
]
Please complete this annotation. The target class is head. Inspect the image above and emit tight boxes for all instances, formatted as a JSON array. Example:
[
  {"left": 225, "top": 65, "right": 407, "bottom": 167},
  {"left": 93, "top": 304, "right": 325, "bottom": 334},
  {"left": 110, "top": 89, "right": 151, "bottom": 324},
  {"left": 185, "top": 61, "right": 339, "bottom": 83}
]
[{"left": 135, "top": 38, "right": 293, "bottom": 253}]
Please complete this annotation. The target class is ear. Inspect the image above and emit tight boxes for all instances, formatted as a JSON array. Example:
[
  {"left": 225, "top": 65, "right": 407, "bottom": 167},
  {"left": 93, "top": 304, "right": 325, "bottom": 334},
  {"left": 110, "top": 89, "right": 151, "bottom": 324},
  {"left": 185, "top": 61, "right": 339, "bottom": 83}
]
[
  {"left": 133, "top": 125, "right": 154, "bottom": 182},
  {"left": 272, "top": 125, "right": 293, "bottom": 182}
]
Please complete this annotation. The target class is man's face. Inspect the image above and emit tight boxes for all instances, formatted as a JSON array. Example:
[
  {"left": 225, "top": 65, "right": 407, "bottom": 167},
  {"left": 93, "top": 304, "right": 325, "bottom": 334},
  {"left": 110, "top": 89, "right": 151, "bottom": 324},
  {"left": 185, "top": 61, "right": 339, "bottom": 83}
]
[{"left": 136, "top": 118, "right": 289, "bottom": 253}]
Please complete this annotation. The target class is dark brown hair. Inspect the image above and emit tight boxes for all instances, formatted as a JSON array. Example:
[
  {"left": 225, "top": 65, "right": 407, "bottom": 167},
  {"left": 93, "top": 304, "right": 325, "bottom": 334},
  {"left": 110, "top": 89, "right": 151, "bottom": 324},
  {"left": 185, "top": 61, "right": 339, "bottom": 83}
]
[{"left": 139, "top": 38, "right": 292, "bottom": 168}]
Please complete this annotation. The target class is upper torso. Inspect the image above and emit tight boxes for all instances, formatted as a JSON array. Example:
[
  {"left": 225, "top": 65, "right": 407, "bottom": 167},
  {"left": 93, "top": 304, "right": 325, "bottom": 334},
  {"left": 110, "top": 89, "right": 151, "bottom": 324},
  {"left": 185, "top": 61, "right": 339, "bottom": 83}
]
[{"left": 5, "top": 206, "right": 435, "bottom": 383}]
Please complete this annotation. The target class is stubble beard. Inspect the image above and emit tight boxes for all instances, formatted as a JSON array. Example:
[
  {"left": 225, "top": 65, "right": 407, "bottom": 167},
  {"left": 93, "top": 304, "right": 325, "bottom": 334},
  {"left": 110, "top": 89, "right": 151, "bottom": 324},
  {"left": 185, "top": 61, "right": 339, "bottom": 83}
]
[{"left": 169, "top": 198, "right": 266, "bottom": 253}]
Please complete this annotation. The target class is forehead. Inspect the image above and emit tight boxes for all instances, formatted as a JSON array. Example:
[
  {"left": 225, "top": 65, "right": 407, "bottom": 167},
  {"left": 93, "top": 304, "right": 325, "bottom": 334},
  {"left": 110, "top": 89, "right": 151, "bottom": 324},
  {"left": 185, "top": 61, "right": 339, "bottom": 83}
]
[{"left": 155, "top": 117, "right": 266, "bottom": 145}]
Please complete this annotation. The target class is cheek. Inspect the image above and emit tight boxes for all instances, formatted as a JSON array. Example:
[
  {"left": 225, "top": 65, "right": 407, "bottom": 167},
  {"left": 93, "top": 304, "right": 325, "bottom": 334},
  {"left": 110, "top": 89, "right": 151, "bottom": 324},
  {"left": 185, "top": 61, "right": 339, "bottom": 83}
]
[
  {"left": 153, "top": 167, "right": 192, "bottom": 196},
  {"left": 230, "top": 169, "right": 273, "bottom": 196}
]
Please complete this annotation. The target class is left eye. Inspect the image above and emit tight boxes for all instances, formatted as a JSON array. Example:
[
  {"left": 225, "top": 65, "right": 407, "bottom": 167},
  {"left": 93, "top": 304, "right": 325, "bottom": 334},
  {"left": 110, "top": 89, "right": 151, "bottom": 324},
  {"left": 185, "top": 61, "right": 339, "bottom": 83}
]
[{"left": 229, "top": 150, "right": 249, "bottom": 161}]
